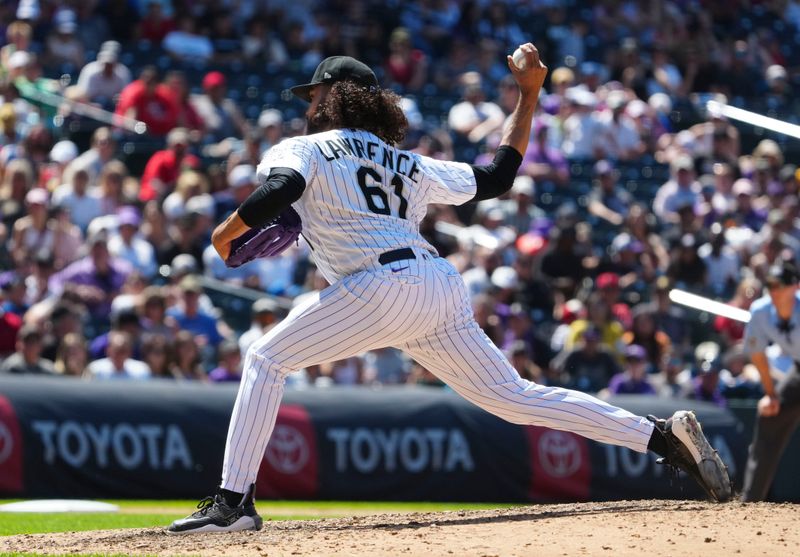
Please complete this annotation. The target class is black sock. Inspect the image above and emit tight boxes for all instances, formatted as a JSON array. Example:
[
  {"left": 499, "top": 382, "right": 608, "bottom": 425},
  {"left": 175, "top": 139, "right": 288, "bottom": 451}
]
[
  {"left": 221, "top": 488, "right": 244, "bottom": 507},
  {"left": 647, "top": 427, "right": 669, "bottom": 458}
]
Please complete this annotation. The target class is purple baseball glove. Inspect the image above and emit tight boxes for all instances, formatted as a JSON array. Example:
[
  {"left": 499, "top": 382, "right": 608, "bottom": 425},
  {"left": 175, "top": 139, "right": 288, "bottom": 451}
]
[{"left": 225, "top": 207, "right": 302, "bottom": 268}]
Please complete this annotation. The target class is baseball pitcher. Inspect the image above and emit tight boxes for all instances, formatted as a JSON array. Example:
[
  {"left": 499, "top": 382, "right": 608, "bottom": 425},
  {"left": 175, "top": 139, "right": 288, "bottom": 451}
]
[{"left": 169, "top": 44, "right": 731, "bottom": 534}]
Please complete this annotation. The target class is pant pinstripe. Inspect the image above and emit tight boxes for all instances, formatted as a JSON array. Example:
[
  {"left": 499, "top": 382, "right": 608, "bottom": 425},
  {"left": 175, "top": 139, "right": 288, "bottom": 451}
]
[{"left": 221, "top": 256, "right": 654, "bottom": 493}]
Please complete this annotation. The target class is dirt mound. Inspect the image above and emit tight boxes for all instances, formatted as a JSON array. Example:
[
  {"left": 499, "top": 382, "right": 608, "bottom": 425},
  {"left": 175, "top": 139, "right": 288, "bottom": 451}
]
[{"left": 2, "top": 500, "right": 798, "bottom": 557}]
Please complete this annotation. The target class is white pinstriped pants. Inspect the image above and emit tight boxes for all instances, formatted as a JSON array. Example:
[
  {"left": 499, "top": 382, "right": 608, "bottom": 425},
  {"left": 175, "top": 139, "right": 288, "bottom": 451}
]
[{"left": 221, "top": 251, "right": 655, "bottom": 492}]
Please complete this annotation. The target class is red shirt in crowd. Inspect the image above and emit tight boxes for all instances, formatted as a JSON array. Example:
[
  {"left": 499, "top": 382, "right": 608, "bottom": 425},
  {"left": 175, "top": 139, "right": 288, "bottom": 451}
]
[
  {"left": 139, "top": 149, "right": 200, "bottom": 202},
  {"left": 115, "top": 81, "right": 179, "bottom": 136},
  {"left": 0, "top": 310, "right": 22, "bottom": 357}
]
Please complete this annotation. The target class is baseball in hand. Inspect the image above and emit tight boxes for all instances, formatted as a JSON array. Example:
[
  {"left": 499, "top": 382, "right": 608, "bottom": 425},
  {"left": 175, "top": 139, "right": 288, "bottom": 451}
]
[{"left": 512, "top": 48, "right": 528, "bottom": 70}]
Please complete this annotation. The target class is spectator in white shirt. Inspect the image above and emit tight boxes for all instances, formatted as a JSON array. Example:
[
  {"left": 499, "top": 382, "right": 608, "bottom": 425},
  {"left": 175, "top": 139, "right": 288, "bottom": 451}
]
[
  {"left": 596, "top": 90, "right": 644, "bottom": 161},
  {"left": 52, "top": 166, "right": 102, "bottom": 233},
  {"left": 447, "top": 73, "right": 505, "bottom": 145},
  {"left": 698, "top": 223, "right": 740, "bottom": 296},
  {"left": 108, "top": 206, "right": 158, "bottom": 279},
  {"left": 562, "top": 87, "right": 600, "bottom": 159},
  {"left": 88, "top": 330, "right": 151, "bottom": 380},
  {"left": 76, "top": 44, "right": 131, "bottom": 108},
  {"left": 653, "top": 155, "right": 701, "bottom": 223}
]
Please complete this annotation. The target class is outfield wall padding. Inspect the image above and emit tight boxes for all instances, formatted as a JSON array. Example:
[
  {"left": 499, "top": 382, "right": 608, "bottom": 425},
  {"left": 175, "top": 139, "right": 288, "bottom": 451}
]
[{"left": 0, "top": 376, "right": 790, "bottom": 502}]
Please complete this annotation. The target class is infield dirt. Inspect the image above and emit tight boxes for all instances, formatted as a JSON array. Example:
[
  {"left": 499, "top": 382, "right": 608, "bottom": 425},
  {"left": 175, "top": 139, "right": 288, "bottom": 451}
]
[{"left": 1, "top": 499, "right": 798, "bottom": 556}]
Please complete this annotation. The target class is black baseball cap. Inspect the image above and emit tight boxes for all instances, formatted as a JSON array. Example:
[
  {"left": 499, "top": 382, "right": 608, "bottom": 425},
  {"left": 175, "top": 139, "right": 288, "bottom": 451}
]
[
  {"left": 290, "top": 56, "right": 378, "bottom": 102},
  {"left": 766, "top": 259, "right": 800, "bottom": 288}
]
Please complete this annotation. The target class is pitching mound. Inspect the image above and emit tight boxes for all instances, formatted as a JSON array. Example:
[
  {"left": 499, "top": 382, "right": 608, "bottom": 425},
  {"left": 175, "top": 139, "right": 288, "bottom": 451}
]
[{"left": 2, "top": 500, "right": 798, "bottom": 556}]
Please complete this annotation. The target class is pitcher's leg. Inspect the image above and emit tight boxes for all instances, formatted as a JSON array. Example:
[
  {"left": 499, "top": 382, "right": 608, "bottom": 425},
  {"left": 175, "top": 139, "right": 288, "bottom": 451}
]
[{"left": 401, "top": 322, "right": 654, "bottom": 452}]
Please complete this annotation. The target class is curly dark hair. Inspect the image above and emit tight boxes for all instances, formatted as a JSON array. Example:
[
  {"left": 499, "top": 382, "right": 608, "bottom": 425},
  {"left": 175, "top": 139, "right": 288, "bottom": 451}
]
[{"left": 308, "top": 81, "right": 408, "bottom": 145}]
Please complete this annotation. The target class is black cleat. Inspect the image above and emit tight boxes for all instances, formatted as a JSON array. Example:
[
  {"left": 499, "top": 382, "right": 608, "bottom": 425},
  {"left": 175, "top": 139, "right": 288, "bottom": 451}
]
[
  {"left": 648, "top": 411, "right": 733, "bottom": 502},
  {"left": 167, "top": 484, "right": 263, "bottom": 534}
]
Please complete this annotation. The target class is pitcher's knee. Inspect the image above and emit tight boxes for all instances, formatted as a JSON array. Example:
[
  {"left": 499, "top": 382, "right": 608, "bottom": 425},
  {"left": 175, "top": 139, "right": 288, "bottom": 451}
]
[{"left": 244, "top": 347, "right": 292, "bottom": 380}]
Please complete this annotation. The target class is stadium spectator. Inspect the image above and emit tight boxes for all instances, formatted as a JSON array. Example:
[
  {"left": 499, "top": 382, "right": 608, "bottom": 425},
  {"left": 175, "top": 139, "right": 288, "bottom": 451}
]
[
  {"left": 653, "top": 155, "right": 701, "bottom": 223},
  {"left": 49, "top": 230, "right": 131, "bottom": 321},
  {"left": 64, "top": 127, "right": 118, "bottom": 188},
  {"left": 0, "top": 324, "right": 55, "bottom": 375},
  {"left": 140, "top": 332, "right": 174, "bottom": 379},
  {"left": 139, "top": 127, "right": 200, "bottom": 202},
  {"left": 521, "top": 121, "right": 569, "bottom": 187},
  {"left": 587, "top": 160, "right": 631, "bottom": 226},
  {"left": 10, "top": 188, "right": 54, "bottom": 269},
  {"left": 76, "top": 43, "right": 131, "bottom": 108},
  {"left": 163, "top": 170, "right": 208, "bottom": 221},
  {"left": 239, "top": 297, "right": 281, "bottom": 356},
  {"left": 209, "top": 339, "right": 243, "bottom": 383},
  {"left": 87, "top": 330, "right": 150, "bottom": 380},
  {"left": 170, "top": 329, "right": 207, "bottom": 380},
  {"left": 385, "top": 27, "right": 428, "bottom": 92},
  {"left": 45, "top": 9, "right": 85, "bottom": 68},
  {"left": 52, "top": 166, "right": 102, "bottom": 233},
  {"left": 448, "top": 72, "right": 505, "bottom": 145},
  {"left": 115, "top": 66, "right": 178, "bottom": 136},
  {"left": 53, "top": 333, "right": 88, "bottom": 377},
  {"left": 163, "top": 70, "right": 204, "bottom": 134},
  {"left": 167, "top": 275, "right": 224, "bottom": 349},
  {"left": 551, "top": 326, "right": 619, "bottom": 392},
  {"left": 0, "top": 303, "right": 22, "bottom": 359},
  {"left": 190, "top": 71, "right": 247, "bottom": 145},
  {"left": 605, "top": 344, "right": 656, "bottom": 396},
  {"left": 137, "top": 0, "right": 176, "bottom": 43}
]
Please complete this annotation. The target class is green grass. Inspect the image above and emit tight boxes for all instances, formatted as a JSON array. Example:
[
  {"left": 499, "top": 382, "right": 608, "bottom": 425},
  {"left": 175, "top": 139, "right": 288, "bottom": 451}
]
[{"left": 0, "top": 499, "right": 515, "bottom": 537}]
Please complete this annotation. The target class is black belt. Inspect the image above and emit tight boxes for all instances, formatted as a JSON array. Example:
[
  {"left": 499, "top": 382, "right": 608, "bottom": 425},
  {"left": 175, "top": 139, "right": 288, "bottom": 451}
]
[{"left": 378, "top": 248, "right": 416, "bottom": 265}]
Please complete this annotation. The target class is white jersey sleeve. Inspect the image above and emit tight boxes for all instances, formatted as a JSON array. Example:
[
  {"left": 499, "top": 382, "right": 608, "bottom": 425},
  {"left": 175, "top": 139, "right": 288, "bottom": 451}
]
[
  {"left": 416, "top": 155, "right": 477, "bottom": 206},
  {"left": 256, "top": 137, "right": 317, "bottom": 184}
]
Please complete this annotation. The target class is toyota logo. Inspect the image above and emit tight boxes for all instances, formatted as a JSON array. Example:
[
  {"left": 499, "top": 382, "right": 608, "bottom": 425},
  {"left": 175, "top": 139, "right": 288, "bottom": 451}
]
[
  {"left": 538, "top": 430, "right": 581, "bottom": 478},
  {"left": 265, "top": 425, "right": 309, "bottom": 474},
  {"left": 0, "top": 422, "right": 13, "bottom": 465}
]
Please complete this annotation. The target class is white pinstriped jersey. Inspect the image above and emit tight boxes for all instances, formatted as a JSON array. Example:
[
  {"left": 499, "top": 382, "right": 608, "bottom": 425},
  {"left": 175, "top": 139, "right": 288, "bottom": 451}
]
[{"left": 256, "top": 129, "right": 477, "bottom": 283}]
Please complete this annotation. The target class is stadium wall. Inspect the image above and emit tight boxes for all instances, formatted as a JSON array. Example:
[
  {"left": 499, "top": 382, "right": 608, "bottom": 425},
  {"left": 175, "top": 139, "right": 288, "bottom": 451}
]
[{"left": 1, "top": 377, "right": 796, "bottom": 502}]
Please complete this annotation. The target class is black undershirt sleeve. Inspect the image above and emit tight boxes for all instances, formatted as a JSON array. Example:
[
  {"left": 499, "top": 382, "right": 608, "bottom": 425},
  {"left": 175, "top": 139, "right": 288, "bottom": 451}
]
[
  {"left": 468, "top": 145, "right": 524, "bottom": 201},
  {"left": 237, "top": 167, "right": 306, "bottom": 228}
]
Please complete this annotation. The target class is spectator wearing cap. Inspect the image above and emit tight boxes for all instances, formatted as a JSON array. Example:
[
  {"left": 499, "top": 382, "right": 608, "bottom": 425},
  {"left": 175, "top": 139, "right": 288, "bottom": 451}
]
[
  {"left": 587, "top": 160, "right": 632, "bottom": 226},
  {"left": 521, "top": 120, "right": 569, "bottom": 187},
  {"left": 209, "top": 339, "right": 243, "bottom": 383},
  {"left": 565, "top": 292, "right": 625, "bottom": 359},
  {"left": 1, "top": 273, "right": 28, "bottom": 316},
  {"left": 239, "top": 297, "right": 282, "bottom": 355},
  {"left": 51, "top": 165, "right": 102, "bottom": 233},
  {"left": 108, "top": 206, "right": 157, "bottom": 279},
  {"left": 87, "top": 330, "right": 151, "bottom": 380},
  {"left": 732, "top": 178, "right": 767, "bottom": 231},
  {"left": 686, "top": 346, "right": 726, "bottom": 407},
  {"left": 10, "top": 188, "right": 54, "bottom": 269},
  {"left": 39, "top": 139, "right": 78, "bottom": 191},
  {"left": 139, "top": 127, "right": 200, "bottom": 202},
  {"left": 49, "top": 229, "right": 132, "bottom": 321},
  {"left": 45, "top": 9, "right": 84, "bottom": 68},
  {"left": 167, "top": 275, "right": 224, "bottom": 349},
  {"left": 0, "top": 324, "right": 55, "bottom": 375},
  {"left": 115, "top": 66, "right": 178, "bottom": 136},
  {"left": 594, "top": 272, "right": 633, "bottom": 330},
  {"left": 605, "top": 344, "right": 656, "bottom": 396},
  {"left": 190, "top": 71, "right": 247, "bottom": 145},
  {"left": 653, "top": 155, "right": 701, "bottom": 223},
  {"left": 448, "top": 73, "right": 505, "bottom": 145},
  {"left": 214, "top": 164, "right": 256, "bottom": 222},
  {"left": 76, "top": 45, "right": 131, "bottom": 108},
  {"left": 764, "top": 64, "right": 791, "bottom": 110},
  {"left": 551, "top": 325, "right": 620, "bottom": 393},
  {"left": 698, "top": 223, "right": 741, "bottom": 297},
  {"left": 562, "top": 87, "right": 600, "bottom": 159},
  {"left": 88, "top": 307, "right": 143, "bottom": 361}
]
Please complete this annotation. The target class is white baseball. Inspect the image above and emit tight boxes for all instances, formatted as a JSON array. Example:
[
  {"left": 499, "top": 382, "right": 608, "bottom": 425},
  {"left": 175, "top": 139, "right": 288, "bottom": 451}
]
[{"left": 512, "top": 48, "right": 528, "bottom": 70}]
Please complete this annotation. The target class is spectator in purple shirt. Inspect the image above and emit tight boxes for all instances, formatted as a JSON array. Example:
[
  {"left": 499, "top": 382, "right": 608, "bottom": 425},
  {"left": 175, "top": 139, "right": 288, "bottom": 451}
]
[
  {"left": 209, "top": 339, "right": 242, "bottom": 383},
  {"left": 48, "top": 230, "right": 131, "bottom": 320},
  {"left": 606, "top": 344, "right": 656, "bottom": 395},
  {"left": 521, "top": 121, "right": 568, "bottom": 187}
]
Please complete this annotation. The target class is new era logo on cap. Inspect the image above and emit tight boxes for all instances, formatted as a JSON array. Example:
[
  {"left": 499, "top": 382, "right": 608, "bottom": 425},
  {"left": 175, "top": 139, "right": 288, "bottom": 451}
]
[{"left": 324, "top": 72, "right": 332, "bottom": 79}]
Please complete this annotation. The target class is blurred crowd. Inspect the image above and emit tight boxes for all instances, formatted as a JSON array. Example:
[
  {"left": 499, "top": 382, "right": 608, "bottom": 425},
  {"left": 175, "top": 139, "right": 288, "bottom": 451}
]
[{"left": 1, "top": 0, "right": 800, "bottom": 405}]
